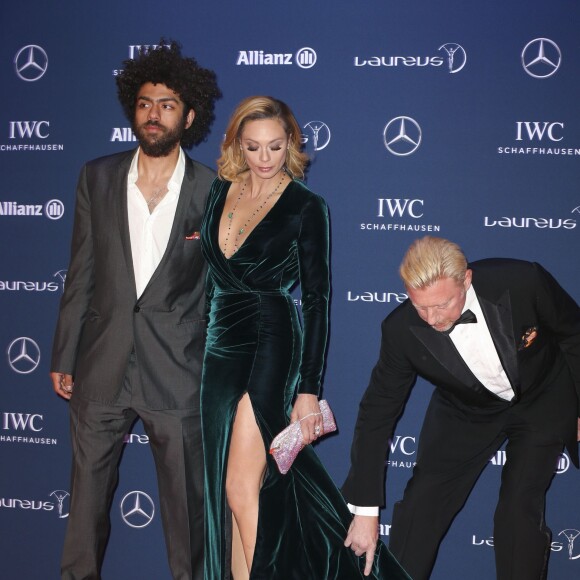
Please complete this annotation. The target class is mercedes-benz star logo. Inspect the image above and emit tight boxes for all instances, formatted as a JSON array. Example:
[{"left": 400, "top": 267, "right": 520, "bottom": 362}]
[
  {"left": 14, "top": 45, "right": 48, "bottom": 82},
  {"left": 120, "top": 491, "right": 155, "bottom": 528},
  {"left": 521, "top": 38, "right": 561, "bottom": 79},
  {"left": 7, "top": 337, "right": 41, "bottom": 374},
  {"left": 303, "top": 121, "right": 331, "bottom": 151},
  {"left": 383, "top": 116, "right": 422, "bottom": 156}
]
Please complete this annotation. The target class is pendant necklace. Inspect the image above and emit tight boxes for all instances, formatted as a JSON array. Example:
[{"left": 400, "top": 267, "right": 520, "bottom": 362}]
[{"left": 222, "top": 169, "right": 286, "bottom": 258}]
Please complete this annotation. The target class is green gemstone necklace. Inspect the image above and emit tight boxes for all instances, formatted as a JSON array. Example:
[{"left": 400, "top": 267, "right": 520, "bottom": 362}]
[{"left": 222, "top": 169, "right": 286, "bottom": 258}]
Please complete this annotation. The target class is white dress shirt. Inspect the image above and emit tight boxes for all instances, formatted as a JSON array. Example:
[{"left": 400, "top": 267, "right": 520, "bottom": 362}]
[
  {"left": 127, "top": 148, "right": 185, "bottom": 298},
  {"left": 450, "top": 285, "right": 514, "bottom": 402},
  {"left": 348, "top": 284, "right": 515, "bottom": 516}
]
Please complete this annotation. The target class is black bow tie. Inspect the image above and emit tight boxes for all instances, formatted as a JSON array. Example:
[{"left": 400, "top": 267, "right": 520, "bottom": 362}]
[{"left": 441, "top": 309, "right": 477, "bottom": 335}]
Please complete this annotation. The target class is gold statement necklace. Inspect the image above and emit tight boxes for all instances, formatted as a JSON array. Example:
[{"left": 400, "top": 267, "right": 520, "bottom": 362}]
[{"left": 222, "top": 169, "right": 286, "bottom": 258}]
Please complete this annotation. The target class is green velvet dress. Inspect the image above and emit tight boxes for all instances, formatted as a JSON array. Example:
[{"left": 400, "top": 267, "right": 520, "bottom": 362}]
[{"left": 200, "top": 178, "right": 410, "bottom": 580}]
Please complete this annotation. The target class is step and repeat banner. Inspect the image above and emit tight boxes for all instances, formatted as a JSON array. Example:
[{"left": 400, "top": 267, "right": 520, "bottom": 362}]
[{"left": 1, "top": 1, "right": 579, "bottom": 578}]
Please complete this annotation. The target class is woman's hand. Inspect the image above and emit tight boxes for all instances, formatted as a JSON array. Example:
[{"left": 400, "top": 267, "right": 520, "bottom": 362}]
[{"left": 291, "top": 394, "right": 323, "bottom": 445}]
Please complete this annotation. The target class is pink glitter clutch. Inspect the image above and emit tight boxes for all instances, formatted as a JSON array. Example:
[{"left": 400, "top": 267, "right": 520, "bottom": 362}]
[{"left": 269, "top": 400, "right": 337, "bottom": 474}]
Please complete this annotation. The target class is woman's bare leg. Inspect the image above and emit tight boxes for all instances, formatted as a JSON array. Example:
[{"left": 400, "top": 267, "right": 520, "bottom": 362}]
[
  {"left": 231, "top": 513, "right": 249, "bottom": 579},
  {"left": 226, "top": 393, "right": 267, "bottom": 573}
]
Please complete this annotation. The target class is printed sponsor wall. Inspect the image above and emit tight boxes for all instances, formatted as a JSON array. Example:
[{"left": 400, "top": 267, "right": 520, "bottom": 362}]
[{"left": 1, "top": 1, "right": 579, "bottom": 578}]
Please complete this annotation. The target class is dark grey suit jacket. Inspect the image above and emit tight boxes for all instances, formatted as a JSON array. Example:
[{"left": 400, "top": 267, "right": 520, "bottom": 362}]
[
  {"left": 51, "top": 149, "right": 215, "bottom": 410},
  {"left": 343, "top": 259, "right": 580, "bottom": 506}
]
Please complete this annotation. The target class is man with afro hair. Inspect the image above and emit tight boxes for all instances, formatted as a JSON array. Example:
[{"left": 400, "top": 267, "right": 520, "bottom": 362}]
[{"left": 50, "top": 41, "right": 220, "bottom": 580}]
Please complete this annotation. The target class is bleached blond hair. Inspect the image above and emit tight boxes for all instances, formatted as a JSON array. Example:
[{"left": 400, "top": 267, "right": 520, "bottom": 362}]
[{"left": 399, "top": 236, "right": 468, "bottom": 290}]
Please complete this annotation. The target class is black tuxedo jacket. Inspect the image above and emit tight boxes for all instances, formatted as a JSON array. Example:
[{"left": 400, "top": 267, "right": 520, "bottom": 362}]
[
  {"left": 342, "top": 259, "right": 580, "bottom": 506},
  {"left": 51, "top": 149, "right": 215, "bottom": 409}
]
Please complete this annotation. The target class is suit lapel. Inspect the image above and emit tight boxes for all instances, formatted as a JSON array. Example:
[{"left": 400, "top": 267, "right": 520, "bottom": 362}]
[
  {"left": 410, "top": 288, "right": 521, "bottom": 397},
  {"left": 478, "top": 290, "right": 520, "bottom": 395},
  {"left": 143, "top": 156, "right": 196, "bottom": 291},
  {"left": 113, "top": 153, "right": 138, "bottom": 299},
  {"left": 411, "top": 325, "right": 483, "bottom": 391}
]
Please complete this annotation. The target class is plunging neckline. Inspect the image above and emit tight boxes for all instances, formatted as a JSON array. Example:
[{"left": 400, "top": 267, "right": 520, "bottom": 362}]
[{"left": 219, "top": 179, "right": 292, "bottom": 261}]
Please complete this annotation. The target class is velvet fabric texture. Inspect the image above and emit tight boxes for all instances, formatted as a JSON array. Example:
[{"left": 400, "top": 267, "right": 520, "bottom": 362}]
[{"left": 200, "top": 178, "right": 410, "bottom": 579}]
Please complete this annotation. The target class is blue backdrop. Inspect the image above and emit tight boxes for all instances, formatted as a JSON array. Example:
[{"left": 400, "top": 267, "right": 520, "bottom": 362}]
[{"left": 1, "top": 1, "right": 579, "bottom": 578}]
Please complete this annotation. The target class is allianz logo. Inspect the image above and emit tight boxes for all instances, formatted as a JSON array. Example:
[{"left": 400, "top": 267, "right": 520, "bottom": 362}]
[
  {"left": 347, "top": 291, "right": 408, "bottom": 303},
  {"left": 490, "top": 450, "right": 570, "bottom": 474},
  {"left": 111, "top": 127, "right": 137, "bottom": 142},
  {"left": 236, "top": 48, "right": 316, "bottom": 68},
  {"left": 0, "top": 200, "right": 64, "bottom": 219}
]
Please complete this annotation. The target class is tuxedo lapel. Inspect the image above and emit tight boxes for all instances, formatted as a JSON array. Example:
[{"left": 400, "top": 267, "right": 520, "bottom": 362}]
[
  {"left": 410, "top": 287, "right": 521, "bottom": 397},
  {"left": 478, "top": 290, "right": 520, "bottom": 395},
  {"left": 411, "top": 325, "right": 483, "bottom": 391},
  {"left": 112, "top": 155, "right": 137, "bottom": 298}
]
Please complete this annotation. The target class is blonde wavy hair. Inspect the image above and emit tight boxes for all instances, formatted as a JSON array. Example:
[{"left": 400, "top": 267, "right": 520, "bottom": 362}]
[
  {"left": 217, "top": 96, "right": 309, "bottom": 181},
  {"left": 400, "top": 236, "right": 468, "bottom": 290}
]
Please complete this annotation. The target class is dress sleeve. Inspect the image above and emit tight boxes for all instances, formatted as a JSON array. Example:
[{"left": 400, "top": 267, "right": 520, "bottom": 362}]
[{"left": 296, "top": 193, "right": 330, "bottom": 396}]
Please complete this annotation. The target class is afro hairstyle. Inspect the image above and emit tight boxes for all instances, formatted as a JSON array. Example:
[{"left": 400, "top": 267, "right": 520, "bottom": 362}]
[{"left": 116, "top": 40, "right": 221, "bottom": 148}]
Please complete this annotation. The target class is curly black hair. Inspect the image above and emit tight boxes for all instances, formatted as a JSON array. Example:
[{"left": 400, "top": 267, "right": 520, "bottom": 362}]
[{"left": 116, "top": 40, "right": 221, "bottom": 148}]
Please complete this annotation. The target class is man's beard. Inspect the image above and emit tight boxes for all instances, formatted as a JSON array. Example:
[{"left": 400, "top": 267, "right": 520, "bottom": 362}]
[{"left": 134, "top": 117, "right": 187, "bottom": 157}]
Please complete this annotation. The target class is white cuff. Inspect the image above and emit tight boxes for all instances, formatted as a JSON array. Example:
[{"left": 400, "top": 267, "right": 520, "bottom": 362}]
[{"left": 347, "top": 503, "right": 379, "bottom": 516}]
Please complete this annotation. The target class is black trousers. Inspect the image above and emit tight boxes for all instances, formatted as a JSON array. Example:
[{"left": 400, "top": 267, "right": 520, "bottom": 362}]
[
  {"left": 61, "top": 356, "right": 203, "bottom": 580},
  {"left": 389, "top": 390, "right": 567, "bottom": 580}
]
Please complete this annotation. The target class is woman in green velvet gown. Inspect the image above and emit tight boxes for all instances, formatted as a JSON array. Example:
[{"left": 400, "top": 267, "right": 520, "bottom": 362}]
[{"left": 200, "top": 96, "right": 410, "bottom": 580}]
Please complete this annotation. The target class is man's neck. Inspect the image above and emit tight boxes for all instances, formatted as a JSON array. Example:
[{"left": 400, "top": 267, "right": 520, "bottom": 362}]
[{"left": 137, "top": 145, "right": 181, "bottom": 181}]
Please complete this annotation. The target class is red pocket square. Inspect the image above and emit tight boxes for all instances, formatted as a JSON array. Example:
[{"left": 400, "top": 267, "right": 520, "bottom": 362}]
[{"left": 185, "top": 231, "right": 200, "bottom": 240}]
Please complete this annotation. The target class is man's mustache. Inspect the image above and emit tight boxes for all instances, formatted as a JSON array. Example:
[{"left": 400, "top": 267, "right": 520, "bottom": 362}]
[{"left": 143, "top": 121, "right": 165, "bottom": 128}]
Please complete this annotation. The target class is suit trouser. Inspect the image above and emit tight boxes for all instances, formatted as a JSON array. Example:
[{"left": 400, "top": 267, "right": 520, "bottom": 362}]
[
  {"left": 388, "top": 392, "right": 565, "bottom": 580},
  {"left": 61, "top": 356, "right": 203, "bottom": 580}
]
